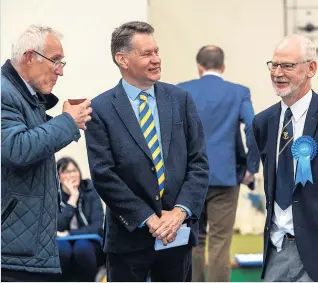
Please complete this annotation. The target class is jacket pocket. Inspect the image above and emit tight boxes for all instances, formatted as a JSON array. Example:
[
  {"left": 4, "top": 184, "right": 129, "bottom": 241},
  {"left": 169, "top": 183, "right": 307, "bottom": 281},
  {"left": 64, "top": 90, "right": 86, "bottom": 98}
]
[
  {"left": 1, "top": 194, "right": 43, "bottom": 257},
  {"left": 1, "top": 197, "right": 19, "bottom": 225}
]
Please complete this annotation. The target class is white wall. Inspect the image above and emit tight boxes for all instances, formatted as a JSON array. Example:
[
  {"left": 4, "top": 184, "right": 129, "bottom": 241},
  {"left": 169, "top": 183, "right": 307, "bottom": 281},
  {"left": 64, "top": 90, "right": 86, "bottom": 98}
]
[
  {"left": 1, "top": 0, "right": 148, "bottom": 178},
  {"left": 148, "top": 0, "right": 318, "bottom": 115}
]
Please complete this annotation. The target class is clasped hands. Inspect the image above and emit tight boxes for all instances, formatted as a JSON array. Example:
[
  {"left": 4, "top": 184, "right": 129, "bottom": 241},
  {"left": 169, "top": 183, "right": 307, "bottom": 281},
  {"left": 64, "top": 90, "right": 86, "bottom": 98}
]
[{"left": 146, "top": 207, "right": 187, "bottom": 246}]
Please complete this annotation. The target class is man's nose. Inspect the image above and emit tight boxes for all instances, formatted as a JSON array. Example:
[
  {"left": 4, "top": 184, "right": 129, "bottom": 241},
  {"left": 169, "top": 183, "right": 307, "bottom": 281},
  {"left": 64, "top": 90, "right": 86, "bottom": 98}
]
[
  {"left": 55, "top": 65, "right": 64, "bottom": 76},
  {"left": 272, "top": 65, "right": 284, "bottom": 77}
]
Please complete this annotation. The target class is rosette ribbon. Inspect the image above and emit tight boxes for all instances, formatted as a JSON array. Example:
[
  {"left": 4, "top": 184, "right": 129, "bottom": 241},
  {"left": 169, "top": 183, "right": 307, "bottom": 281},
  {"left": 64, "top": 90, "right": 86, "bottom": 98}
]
[{"left": 291, "top": 136, "right": 317, "bottom": 186}]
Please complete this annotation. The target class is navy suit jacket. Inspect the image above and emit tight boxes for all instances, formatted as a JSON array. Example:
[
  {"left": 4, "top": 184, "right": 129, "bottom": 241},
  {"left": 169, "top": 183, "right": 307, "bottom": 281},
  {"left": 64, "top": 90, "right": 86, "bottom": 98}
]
[
  {"left": 253, "top": 91, "right": 318, "bottom": 281},
  {"left": 178, "top": 75, "right": 260, "bottom": 187},
  {"left": 85, "top": 80, "right": 209, "bottom": 254}
]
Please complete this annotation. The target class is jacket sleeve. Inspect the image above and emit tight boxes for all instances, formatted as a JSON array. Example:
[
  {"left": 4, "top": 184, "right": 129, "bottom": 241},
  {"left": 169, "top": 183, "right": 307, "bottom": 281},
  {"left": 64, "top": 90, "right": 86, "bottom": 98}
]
[
  {"left": 85, "top": 108, "right": 155, "bottom": 232},
  {"left": 57, "top": 203, "right": 75, "bottom": 232},
  {"left": 1, "top": 91, "right": 80, "bottom": 168},
  {"left": 239, "top": 89, "right": 260, "bottom": 174},
  {"left": 175, "top": 92, "right": 210, "bottom": 221},
  {"left": 70, "top": 184, "right": 104, "bottom": 236}
]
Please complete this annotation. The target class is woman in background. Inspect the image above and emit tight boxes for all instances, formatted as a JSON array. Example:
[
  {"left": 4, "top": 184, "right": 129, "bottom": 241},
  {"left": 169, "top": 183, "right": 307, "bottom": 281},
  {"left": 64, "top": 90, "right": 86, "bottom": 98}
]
[{"left": 57, "top": 157, "right": 104, "bottom": 282}]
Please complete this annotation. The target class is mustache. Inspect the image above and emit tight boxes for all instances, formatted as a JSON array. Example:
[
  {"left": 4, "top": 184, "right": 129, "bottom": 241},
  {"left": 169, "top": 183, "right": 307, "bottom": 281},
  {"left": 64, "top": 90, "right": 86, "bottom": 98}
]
[{"left": 273, "top": 78, "right": 290, "bottom": 83}]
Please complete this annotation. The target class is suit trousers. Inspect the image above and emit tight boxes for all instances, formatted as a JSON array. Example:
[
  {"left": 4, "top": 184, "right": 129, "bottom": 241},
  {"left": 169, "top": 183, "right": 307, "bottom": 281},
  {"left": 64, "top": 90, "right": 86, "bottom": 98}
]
[
  {"left": 264, "top": 238, "right": 313, "bottom": 282},
  {"left": 107, "top": 243, "right": 192, "bottom": 282},
  {"left": 192, "top": 186, "right": 240, "bottom": 282}
]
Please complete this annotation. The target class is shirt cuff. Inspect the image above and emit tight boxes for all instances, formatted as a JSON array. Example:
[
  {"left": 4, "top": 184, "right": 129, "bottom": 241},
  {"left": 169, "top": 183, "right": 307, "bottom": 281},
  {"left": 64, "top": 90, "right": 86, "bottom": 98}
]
[
  {"left": 175, "top": 205, "right": 192, "bottom": 218},
  {"left": 138, "top": 213, "right": 155, "bottom": 228}
]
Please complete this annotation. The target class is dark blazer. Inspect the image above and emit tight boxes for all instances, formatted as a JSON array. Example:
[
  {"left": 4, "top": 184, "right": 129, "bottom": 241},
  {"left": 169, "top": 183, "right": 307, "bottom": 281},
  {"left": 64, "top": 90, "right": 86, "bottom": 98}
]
[
  {"left": 85, "top": 80, "right": 209, "bottom": 254},
  {"left": 253, "top": 90, "right": 318, "bottom": 281},
  {"left": 178, "top": 75, "right": 260, "bottom": 187}
]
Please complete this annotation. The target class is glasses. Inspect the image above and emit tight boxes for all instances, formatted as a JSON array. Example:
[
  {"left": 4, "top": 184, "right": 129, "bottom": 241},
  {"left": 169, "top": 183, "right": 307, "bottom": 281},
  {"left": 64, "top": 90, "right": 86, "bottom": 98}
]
[
  {"left": 267, "top": 60, "right": 311, "bottom": 71},
  {"left": 62, "top": 169, "right": 79, "bottom": 174},
  {"left": 25, "top": 50, "right": 66, "bottom": 69}
]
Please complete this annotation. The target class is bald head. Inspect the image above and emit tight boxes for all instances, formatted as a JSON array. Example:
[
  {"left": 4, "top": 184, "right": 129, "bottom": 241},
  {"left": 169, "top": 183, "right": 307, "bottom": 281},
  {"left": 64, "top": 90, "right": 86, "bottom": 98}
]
[{"left": 196, "top": 45, "right": 224, "bottom": 70}]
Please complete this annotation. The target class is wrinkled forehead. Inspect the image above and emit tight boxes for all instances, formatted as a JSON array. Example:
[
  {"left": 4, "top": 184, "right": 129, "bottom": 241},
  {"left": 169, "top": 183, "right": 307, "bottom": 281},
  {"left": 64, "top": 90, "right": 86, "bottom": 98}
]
[
  {"left": 272, "top": 39, "right": 303, "bottom": 62},
  {"left": 44, "top": 34, "right": 64, "bottom": 57},
  {"left": 131, "top": 33, "right": 158, "bottom": 52}
]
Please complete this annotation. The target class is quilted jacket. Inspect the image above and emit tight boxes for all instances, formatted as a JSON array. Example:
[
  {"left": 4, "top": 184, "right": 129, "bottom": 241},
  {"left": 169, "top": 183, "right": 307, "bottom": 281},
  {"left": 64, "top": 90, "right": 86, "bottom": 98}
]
[{"left": 1, "top": 60, "right": 81, "bottom": 273}]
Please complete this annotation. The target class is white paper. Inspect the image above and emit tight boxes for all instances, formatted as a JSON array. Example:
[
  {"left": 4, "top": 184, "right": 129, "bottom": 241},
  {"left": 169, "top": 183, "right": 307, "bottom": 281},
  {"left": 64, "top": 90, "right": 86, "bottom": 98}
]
[{"left": 154, "top": 225, "right": 191, "bottom": 251}]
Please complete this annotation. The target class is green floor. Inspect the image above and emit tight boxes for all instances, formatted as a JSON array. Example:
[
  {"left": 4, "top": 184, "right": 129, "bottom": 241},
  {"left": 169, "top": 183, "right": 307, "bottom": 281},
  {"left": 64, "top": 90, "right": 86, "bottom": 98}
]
[{"left": 230, "top": 233, "right": 263, "bottom": 282}]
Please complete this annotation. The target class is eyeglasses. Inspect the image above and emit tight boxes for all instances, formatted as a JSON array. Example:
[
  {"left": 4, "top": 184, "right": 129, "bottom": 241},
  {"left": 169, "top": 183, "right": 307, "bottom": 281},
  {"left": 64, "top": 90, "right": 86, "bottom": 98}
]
[
  {"left": 62, "top": 169, "right": 79, "bottom": 174},
  {"left": 266, "top": 60, "right": 311, "bottom": 71},
  {"left": 25, "top": 50, "right": 66, "bottom": 69}
]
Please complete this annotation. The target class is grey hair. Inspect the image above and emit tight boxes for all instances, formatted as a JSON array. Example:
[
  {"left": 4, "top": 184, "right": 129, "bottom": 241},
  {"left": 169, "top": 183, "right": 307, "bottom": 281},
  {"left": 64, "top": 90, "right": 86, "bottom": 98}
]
[
  {"left": 111, "top": 21, "right": 154, "bottom": 66},
  {"left": 281, "top": 34, "right": 317, "bottom": 61},
  {"left": 11, "top": 25, "right": 63, "bottom": 66}
]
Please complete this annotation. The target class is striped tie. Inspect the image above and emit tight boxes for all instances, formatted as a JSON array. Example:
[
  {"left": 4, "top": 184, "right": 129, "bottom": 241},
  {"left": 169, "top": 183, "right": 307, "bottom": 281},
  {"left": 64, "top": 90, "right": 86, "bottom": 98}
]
[
  {"left": 276, "top": 107, "right": 294, "bottom": 210},
  {"left": 139, "top": 92, "right": 165, "bottom": 198}
]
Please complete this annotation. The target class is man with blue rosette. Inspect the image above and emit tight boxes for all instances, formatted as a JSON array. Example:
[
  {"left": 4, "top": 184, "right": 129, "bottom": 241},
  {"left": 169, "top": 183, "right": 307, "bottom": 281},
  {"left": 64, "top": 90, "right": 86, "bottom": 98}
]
[{"left": 253, "top": 34, "right": 318, "bottom": 282}]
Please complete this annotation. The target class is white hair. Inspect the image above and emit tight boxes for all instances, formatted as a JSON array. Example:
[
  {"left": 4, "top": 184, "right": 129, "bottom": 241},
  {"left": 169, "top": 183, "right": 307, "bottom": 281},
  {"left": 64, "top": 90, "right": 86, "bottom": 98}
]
[
  {"left": 280, "top": 34, "right": 317, "bottom": 61},
  {"left": 11, "top": 25, "right": 63, "bottom": 66}
]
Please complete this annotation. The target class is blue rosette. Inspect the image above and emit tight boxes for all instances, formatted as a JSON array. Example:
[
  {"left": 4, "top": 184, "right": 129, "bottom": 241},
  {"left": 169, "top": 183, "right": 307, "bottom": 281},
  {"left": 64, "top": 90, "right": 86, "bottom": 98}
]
[{"left": 291, "top": 136, "right": 317, "bottom": 186}]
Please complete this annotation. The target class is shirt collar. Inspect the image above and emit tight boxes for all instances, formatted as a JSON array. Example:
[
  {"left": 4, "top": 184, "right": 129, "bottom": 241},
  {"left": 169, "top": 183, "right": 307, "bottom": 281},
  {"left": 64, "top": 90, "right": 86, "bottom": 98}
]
[
  {"left": 19, "top": 74, "right": 37, "bottom": 96},
  {"left": 281, "top": 90, "right": 312, "bottom": 123},
  {"left": 202, "top": 71, "right": 223, "bottom": 78},
  {"left": 122, "top": 78, "right": 155, "bottom": 100}
]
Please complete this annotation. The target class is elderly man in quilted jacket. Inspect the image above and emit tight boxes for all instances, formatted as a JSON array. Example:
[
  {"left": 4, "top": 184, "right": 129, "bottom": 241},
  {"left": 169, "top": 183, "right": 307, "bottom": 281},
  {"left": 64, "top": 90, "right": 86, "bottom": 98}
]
[{"left": 1, "top": 25, "right": 92, "bottom": 281}]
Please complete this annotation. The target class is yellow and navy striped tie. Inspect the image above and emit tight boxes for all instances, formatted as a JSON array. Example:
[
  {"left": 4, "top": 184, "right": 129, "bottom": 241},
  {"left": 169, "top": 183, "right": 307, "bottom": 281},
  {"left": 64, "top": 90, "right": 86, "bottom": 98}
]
[{"left": 139, "top": 92, "right": 165, "bottom": 198}]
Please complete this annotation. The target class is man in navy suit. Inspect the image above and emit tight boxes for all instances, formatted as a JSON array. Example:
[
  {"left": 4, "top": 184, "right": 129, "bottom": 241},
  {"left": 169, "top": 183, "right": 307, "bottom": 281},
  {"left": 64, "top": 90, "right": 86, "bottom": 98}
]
[
  {"left": 253, "top": 35, "right": 318, "bottom": 282},
  {"left": 178, "top": 46, "right": 260, "bottom": 282},
  {"left": 85, "top": 21, "right": 209, "bottom": 282}
]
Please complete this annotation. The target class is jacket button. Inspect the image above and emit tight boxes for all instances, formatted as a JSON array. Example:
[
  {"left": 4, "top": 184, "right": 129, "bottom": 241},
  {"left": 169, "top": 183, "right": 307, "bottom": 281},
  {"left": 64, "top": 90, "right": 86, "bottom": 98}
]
[
  {"left": 155, "top": 195, "right": 159, "bottom": 201},
  {"left": 151, "top": 167, "right": 155, "bottom": 172}
]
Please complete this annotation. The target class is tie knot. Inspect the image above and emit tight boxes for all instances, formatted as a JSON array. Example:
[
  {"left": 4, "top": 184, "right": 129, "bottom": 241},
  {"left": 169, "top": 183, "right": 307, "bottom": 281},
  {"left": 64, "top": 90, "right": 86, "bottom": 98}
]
[
  {"left": 139, "top": 92, "right": 148, "bottom": 102},
  {"left": 285, "top": 108, "right": 293, "bottom": 120}
]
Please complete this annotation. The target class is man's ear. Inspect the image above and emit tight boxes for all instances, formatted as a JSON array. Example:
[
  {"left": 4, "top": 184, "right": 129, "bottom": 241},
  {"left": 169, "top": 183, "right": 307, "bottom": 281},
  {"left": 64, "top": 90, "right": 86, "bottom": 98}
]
[
  {"left": 308, "top": 60, "right": 317, "bottom": 78},
  {"left": 115, "top": 52, "right": 128, "bottom": 70},
  {"left": 24, "top": 50, "right": 35, "bottom": 67}
]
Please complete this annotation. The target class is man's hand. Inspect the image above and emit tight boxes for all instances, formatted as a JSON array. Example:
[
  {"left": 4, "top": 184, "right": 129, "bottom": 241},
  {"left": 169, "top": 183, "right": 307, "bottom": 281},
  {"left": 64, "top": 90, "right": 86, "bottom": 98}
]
[
  {"left": 242, "top": 170, "right": 254, "bottom": 185},
  {"left": 151, "top": 208, "right": 187, "bottom": 243},
  {"left": 146, "top": 214, "right": 170, "bottom": 246},
  {"left": 63, "top": 99, "right": 92, "bottom": 130},
  {"left": 57, "top": 230, "right": 69, "bottom": 237}
]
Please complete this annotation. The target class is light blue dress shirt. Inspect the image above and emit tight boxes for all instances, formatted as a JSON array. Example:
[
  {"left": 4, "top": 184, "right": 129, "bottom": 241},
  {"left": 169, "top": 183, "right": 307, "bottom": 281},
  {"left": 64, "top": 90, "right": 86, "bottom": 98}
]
[{"left": 121, "top": 79, "right": 192, "bottom": 227}]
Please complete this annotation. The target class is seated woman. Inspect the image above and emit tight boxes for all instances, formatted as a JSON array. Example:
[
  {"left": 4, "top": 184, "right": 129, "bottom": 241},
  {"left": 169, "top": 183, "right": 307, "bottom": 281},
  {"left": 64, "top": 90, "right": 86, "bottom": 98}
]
[{"left": 56, "top": 157, "right": 104, "bottom": 282}]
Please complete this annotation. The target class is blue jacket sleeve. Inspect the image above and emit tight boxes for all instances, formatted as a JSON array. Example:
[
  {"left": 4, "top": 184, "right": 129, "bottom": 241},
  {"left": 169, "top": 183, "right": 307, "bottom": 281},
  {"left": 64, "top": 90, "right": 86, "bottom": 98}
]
[
  {"left": 1, "top": 91, "right": 80, "bottom": 168},
  {"left": 239, "top": 89, "right": 260, "bottom": 174}
]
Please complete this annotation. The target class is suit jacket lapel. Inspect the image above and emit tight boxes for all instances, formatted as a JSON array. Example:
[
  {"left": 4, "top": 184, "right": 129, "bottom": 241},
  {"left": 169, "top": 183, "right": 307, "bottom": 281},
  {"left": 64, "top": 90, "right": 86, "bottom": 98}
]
[
  {"left": 267, "top": 102, "right": 281, "bottom": 201},
  {"left": 155, "top": 82, "right": 172, "bottom": 164},
  {"left": 112, "top": 81, "right": 153, "bottom": 162},
  {"left": 302, "top": 90, "right": 318, "bottom": 137}
]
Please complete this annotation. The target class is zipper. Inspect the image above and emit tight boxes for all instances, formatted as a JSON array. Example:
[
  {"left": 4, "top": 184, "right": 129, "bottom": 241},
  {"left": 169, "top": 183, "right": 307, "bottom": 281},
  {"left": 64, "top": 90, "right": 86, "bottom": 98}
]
[
  {"left": 78, "top": 199, "right": 89, "bottom": 226},
  {"left": 1, "top": 198, "right": 19, "bottom": 224}
]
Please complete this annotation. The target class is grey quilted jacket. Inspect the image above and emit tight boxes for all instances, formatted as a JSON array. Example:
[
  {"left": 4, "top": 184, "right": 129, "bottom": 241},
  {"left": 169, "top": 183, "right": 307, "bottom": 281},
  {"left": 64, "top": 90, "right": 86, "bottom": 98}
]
[{"left": 1, "top": 60, "right": 81, "bottom": 273}]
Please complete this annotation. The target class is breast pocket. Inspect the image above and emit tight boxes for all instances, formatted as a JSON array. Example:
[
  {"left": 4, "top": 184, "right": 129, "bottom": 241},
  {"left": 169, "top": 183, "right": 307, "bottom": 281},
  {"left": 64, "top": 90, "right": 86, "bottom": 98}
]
[{"left": 1, "top": 194, "right": 43, "bottom": 257}]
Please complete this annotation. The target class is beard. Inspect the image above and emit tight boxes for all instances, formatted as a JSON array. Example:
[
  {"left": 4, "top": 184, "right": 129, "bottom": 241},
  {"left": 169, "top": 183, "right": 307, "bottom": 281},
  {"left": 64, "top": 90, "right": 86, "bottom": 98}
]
[{"left": 273, "top": 75, "right": 306, "bottom": 98}]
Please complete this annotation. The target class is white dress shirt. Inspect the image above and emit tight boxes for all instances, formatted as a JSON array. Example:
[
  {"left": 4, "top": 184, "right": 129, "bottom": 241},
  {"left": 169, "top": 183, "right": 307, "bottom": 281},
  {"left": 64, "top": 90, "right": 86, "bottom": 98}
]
[{"left": 271, "top": 90, "right": 312, "bottom": 251}]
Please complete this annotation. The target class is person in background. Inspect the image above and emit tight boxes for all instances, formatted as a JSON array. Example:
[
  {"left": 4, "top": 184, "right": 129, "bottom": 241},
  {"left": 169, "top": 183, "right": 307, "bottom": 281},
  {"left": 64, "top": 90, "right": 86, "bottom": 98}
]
[
  {"left": 178, "top": 45, "right": 260, "bottom": 282},
  {"left": 1, "top": 25, "right": 91, "bottom": 282},
  {"left": 56, "top": 157, "right": 104, "bottom": 282},
  {"left": 253, "top": 34, "right": 317, "bottom": 282}
]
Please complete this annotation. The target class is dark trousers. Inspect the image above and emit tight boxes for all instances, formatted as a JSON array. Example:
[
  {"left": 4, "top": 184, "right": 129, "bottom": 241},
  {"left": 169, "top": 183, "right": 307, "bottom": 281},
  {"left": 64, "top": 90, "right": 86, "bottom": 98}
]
[
  {"left": 1, "top": 269, "right": 56, "bottom": 282},
  {"left": 192, "top": 186, "right": 240, "bottom": 282},
  {"left": 107, "top": 244, "right": 192, "bottom": 282},
  {"left": 57, "top": 239, "right": 103, "bottom": 282}
]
